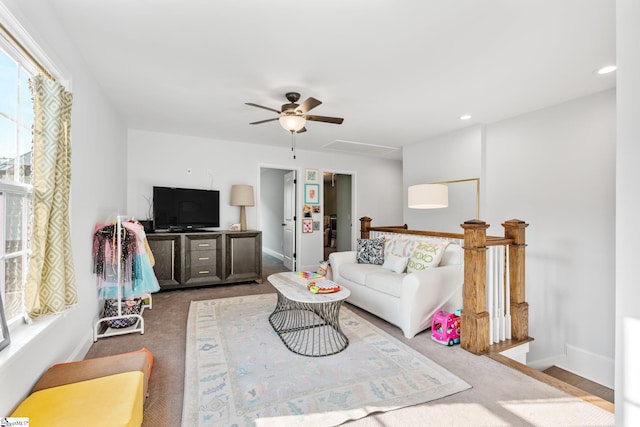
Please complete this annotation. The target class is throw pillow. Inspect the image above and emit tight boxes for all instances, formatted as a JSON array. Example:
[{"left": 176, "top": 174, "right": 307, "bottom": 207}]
[
  {"left": 356, "top": 238, "right": 385, "bottom": 265},
  {"left": 406, "top": 240, "right": 449, "bottom": 273},
  {"left": 382, "top": 253, "right": 410, "bottom": 274}
]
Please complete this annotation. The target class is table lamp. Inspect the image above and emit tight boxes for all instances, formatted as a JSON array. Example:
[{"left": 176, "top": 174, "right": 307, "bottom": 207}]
[{"left": 230, "top": 185, "right": 254, "bottom": 231}]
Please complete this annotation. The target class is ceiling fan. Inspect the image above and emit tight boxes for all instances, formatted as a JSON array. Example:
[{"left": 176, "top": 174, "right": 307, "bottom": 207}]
[{"left": 245, "top": 92, "right": 344, "bottom": 133}]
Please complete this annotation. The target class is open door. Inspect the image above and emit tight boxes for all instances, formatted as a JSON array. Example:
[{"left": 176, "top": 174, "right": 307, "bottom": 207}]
[
  {"left": 323, "top": 172, "right": 353, "bottom": 258},
  {"left": 283, "top": 170, "right": 296, "bottom": 270},
  {"left": 336, "top": 174, "right": 352, "bottom": 252}
]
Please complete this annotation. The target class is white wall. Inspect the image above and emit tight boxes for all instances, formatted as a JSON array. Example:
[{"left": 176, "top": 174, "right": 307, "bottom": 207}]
[
  {"left": 126, "top": 129, "right": 403, "bottom": 271},
  {"left": 616, "top": 0, "right": 640, "bottom": 423},
  {"left": 0, "top": 0, "right": 128, "bottom": 415},
  {"left": 403, "top": 125, "right": 483, "bottom": 232},
  {"left": 486, "top": 89, "right": 616, "bottom": 387},
  {"left": 402, "top": 90, "right": 616, "bottom": 387}
]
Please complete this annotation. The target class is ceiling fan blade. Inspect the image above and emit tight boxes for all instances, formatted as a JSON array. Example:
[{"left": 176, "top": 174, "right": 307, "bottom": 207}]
[
  {"left": 297, "top": 97, "right": 322, "bottom": 114},
  {"left": 305, "top": 115, "right": 344, "bottom": 124},
  {"left": 296, "top": 127, "right": 307, "bottom": 133},
  {"left": 249, "top": 117, "right": 279, "bottom": 125},
  {"left": 245, "top": 102, "right": 281, "bottom": 114}
]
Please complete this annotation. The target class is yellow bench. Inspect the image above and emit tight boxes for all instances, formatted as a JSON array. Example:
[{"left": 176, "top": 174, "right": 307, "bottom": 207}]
[{"left": 11, "top": 350, "right": 152, "bottom": 427}]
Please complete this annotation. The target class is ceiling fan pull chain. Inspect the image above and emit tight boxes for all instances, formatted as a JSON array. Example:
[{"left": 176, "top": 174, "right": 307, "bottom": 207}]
[{"left": 291, "top": 130, "right": 296, "bottom": 159}]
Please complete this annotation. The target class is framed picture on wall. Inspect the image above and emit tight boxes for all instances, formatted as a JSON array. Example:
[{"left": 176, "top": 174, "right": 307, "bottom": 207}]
[
  {"left": 304, "top": 184, "right": 320, "bottom": 204},
  {"left": 302, "top": 219, "right": 313, "bottom": 233},
  {"left": 305, "top": 169, "right": 319, "bottom": 183}
]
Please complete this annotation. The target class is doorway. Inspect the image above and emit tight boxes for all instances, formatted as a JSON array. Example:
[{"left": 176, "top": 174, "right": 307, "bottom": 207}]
[
  {"left": 259, "top": 166, "right": 296, "bottom": 272},
  {"left": 323, "top": 172, "right": 352, "bottom": 260}
]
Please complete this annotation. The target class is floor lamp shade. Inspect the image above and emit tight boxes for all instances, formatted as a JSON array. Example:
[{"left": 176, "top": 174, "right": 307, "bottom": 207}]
[
  {"left": 230, "top": 185, "right": 254, "bottom": 231},
  {"left": 408, "top": 184, "right": 448, "bottom": 209}
]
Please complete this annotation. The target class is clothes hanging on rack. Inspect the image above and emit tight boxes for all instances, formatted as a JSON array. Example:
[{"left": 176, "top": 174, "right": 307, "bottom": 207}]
[{"left": 92, "top": 220, "right": 160, "bottom": 299}]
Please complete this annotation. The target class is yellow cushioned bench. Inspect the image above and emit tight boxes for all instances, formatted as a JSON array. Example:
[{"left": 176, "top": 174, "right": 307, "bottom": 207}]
[
  {"left": 10, "top": 350, "right": 152, "bottom": 427},
  {"left": 11, "top": 371, "right": 144, "bottom": 427}
]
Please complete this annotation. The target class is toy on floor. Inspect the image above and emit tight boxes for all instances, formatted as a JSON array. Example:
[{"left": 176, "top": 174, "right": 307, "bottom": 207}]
[{"left": 431, "top": 309, "right": 461, "bottom": 346}]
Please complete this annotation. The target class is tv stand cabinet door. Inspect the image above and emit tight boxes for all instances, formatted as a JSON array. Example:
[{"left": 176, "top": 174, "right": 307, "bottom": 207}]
[
  {"left": 225, "top": 231, "right": 262, "bottom": 284},
  {"left": 147, "top": 234, "right": 182, "bottom": 289}
]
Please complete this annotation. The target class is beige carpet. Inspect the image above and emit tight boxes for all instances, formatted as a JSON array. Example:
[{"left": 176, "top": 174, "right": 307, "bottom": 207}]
[
  {"left": 85, "top": 254, "right": 615, "bottom": 426},
  {"left": 181, "top": 294, "right": 471, "bottom": 426}
]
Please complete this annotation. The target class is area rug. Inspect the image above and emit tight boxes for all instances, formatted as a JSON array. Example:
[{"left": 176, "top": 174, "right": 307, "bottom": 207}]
[{"left": 181, "top": 293, "right": 471, "bottom": 426}]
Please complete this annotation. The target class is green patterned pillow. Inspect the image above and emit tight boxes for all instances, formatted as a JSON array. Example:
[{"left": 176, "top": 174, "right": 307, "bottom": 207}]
[{"left": 406, "top": 240, "right": 449, "bottom": 273}]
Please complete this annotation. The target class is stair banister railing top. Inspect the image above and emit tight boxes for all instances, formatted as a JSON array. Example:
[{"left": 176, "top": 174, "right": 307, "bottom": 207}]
[{"left": 359, "top": 216, "right": 530, "bottom": 355}]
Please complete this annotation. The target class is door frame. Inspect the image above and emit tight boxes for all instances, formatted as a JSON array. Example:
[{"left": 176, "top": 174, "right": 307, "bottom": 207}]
[
  {"left": 257, "top": 164, "right": 300, "bottom": 270},
  {"left": 322, "top": 169, "right": 357, "bottom": 252}
]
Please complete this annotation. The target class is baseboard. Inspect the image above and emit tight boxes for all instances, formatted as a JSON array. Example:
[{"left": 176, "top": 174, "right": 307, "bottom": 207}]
[
  {"left": 527, "top": 353, "right": 565, "bottom": 372},
  {"left": 556, "top": 344, "right": 614, "bottom": 389},
  {"left": 500, "top": 342, "right": 530, "bottom": 364},
  {"left": 65, "top": 328, "right": 95, "bottom": 362},
  {"left": 529, "top": 345, "right": 614, "bottom": 389},
  {"left": 262, "top": 248, "right": 283, "bottom": 260}
]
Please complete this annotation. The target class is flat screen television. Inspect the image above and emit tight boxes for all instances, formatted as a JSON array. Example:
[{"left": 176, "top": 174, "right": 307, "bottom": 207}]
[{"left": 153, "top": 186, "right": 220, "bottom": 231}]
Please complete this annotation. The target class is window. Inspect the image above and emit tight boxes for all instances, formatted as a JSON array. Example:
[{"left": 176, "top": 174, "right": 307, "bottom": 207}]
[{"left": 0, "top": 45, "right": 34, "bottom": 325}]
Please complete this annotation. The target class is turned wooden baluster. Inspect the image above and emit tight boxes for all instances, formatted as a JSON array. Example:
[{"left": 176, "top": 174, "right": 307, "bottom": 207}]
[
  {"left": 503, "top": 219, "right": 529, "bottom": 340},
  {"left": 461, "top": 219, "right": 491, "bottom": 355}
]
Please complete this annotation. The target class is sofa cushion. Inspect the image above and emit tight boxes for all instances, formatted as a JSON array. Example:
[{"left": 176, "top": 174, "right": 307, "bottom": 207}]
[
  {"left": 365, "top": 272, "right": 404, "bottom": 297},
  {"left": 341, "top": 263, "right": 385, "bottom": 284},
  {"left": 356, "top": 237, "right": 385, "bottom": 265},
  {"left": 382, "top": 253, "right": 409, "bottom": 274},
  {"left": 407, "top": 240, "right": 449, "bottom": 273}
]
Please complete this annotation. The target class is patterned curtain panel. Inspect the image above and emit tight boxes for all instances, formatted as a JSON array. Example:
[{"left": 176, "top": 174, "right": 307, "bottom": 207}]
[{"left": 25, "top": 75, "right": 77, "bottom": 319}]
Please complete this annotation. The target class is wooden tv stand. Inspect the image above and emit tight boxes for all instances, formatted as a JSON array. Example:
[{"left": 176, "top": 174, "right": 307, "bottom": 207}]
[{"left": 146, "top": 230, "right": 262, "bottom": 290}]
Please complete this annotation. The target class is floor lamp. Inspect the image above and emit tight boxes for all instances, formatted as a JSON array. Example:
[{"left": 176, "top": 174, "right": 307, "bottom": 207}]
[
  {"left": 408, "top": 178, "right": 480, "bottom": 220},
  {"left": 231, "top": 185, "right": 254, "bottom": 231}
]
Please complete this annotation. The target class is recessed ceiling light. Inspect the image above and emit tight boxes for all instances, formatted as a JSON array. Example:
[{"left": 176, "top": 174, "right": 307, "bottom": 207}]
[
  {"left": 596, "top": 65, "right": 617, "bottom": 74},
  {"left": 460, "top": 114, "right": 472, "bottom": 120}
]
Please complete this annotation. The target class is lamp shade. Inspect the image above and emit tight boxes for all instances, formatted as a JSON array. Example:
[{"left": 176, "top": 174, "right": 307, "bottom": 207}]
[
  {"left": 230, "top": 185, "right": 254, "bottom": 207},
  {"left": 279, "top": 114, "right": 306, "bottom": 132},
  {"left": 408, "top": 184, "right": 448, "bottom": 209}
]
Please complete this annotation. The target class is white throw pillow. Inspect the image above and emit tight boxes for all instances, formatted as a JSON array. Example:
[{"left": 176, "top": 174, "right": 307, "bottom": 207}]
[{"left": 382, "top": 253, "right": 409, "bottom": 274}]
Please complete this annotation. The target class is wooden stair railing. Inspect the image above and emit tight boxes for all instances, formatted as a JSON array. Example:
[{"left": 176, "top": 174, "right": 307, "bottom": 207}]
[{"left": 359, "top": 216, "right": 531, "bottom": 355}]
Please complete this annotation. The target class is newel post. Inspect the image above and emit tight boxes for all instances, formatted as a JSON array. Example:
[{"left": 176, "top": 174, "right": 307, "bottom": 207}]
[
  {"left": 503, "top": 219, "right": 529, "bottom": 340},
  {"left": 359, "top": 216, "right": 372, "bottom": 239},
  {"left": 460, "top": 219, "right": 491, "bottom": 355}
]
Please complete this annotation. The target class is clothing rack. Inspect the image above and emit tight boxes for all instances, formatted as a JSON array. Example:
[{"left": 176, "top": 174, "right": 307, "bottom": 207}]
[{"left": 93, "top": 215, "right": 153, "bottom": 341}]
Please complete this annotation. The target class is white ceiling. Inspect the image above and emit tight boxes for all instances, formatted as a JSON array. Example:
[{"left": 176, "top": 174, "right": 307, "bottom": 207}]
[{"left": 48, "top": 0, "right": 615, "bottom": 160}]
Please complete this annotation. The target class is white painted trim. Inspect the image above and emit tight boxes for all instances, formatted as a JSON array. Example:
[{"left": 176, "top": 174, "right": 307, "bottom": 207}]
[
  {"left": 500, "top": 342, "right": 530, "bottom": 365},
  {"left": 557, "top": 343, "right": 615, "bottom": 389},
  {"left": 0, "top": 2, "right": 69, "bottom": 87},
  {"left": 262, "top": 247, "right": 283, "bottom": 260},
  {"left": 527, "top": 353, "right": 566, "bottom": 371},
  {"left": 0, "top": 314, "right": 59, "bottom": 375},
  {"left": 67, "top": 329, "right": 94, "bottom": 363}
]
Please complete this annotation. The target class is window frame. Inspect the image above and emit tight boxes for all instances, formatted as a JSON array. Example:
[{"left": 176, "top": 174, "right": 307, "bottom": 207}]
[
  {"left": 0, "top": 44, "right": 34, "bottom": 327},
  {"left": 0, "top": 181, "right": 32, "bottom": 326}
]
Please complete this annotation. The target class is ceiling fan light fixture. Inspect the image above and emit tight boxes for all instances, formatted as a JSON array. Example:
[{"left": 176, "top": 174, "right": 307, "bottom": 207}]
[{"left": 279, "top": 114, "right": 306, "bottom": 132}]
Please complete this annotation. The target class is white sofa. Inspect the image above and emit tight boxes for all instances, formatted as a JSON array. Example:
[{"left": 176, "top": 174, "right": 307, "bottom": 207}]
[{"left": 329, "top": 236, "right": 463, "bottom": 338}]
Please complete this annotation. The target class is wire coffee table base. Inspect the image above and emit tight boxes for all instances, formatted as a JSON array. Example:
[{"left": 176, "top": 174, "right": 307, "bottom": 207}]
[{"left": 269, "top": 290, "right": 349, "bottom": 357}]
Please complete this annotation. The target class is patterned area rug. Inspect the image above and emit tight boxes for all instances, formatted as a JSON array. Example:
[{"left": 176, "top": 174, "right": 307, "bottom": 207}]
[{"left": 181, "top": 293, "right": 471, "bottom": 426}]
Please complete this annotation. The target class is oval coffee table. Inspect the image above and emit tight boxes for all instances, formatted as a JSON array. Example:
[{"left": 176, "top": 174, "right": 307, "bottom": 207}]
[{"left": 267, "top": 272, "right": 351, "bottom": 357}]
